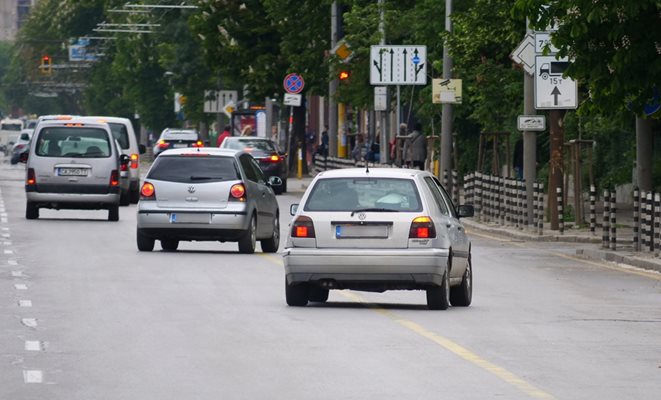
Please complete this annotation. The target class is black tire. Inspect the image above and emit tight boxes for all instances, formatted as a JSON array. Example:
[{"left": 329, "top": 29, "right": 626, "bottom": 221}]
[
  {"left": 286, "top": 280, "right": 309, "bottom": 307},
  {"left": 308, "top": 286, "right": 329, "bottom": 303},
  {"left": 119, "top": 190, "right": 130, "bottom": 206},
  {"left": 161, "top": 239, "right": 179, "bottom": 252},
  {"left": 129, "top": 187, "right": 140, "bottom": 204},
  {"left": 25, "top": 202, "right": 39, "bottom": 220},
  {"left": 281, "top": 178, "right": 287, "bottom": 193},
  {"left": 137, "top": 229, "right": 155, "bottom": 251},
  {"left": 260, "top": 212, "right": 280, "bottom": 253},
  {"left": 108, "top": 205, "right": 119, "bottom": 221},
  {"left": 426, "top": 271, "right": 450, "bottom": 310},
  {"left": 274, "top": 184, "right": 284, "bottom": 195},
  {"left": 450, "top": 258, "right": 472, "bottom": 307},
  {"left": 238, "top": 215, "right": 257, "bottom": 254}
]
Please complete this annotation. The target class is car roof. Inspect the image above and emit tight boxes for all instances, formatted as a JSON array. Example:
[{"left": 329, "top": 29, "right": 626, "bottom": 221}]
[
  {"left": 224, "top": 137, "right": 272, "bottom": 141},
  {"left": 314, "top": 168, "right": 430, "bottom": 179},
  {"left": 78, "top": 116, "right": 131, "bottom": 124},
  {"left": 158, "top": 147, "right": 241, "bottom": 157},
  {"left": 36, "top": 118, "right": 110, "bottom": 131}
]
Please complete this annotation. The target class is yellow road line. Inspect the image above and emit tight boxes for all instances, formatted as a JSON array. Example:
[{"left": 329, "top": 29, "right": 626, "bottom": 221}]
[{"left": 261, "top": 253, "right": 556, "bottom": 399}]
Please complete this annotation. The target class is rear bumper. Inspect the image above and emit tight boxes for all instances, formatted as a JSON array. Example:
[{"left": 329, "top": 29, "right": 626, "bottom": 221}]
[
  {"left": 137, "top": 210, "right": 250, "bottom": 240},
  {"left": 26, "top": 192, "right": 120, "bottom": 208},
  {"left": 283, "top": 247, "right": 450, "bottom": 289}
]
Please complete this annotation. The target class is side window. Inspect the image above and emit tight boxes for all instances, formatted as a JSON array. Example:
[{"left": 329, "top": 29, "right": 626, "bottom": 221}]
[
  {"left": 423, "top": 177, "right": 449, "bottom": 215},
  {"left": 432, "top": 177, "right": 457, "bottom": 218},
  {"left": 249, "top": 158, "right": 266, "bottom": 183},
  {"left": 240, "top": 155, "right": 257, "bottom": 182}
]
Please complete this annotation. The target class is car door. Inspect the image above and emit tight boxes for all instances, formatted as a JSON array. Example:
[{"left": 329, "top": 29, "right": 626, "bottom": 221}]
[
  {"left": 248, "top": 156, "right": 277, "bottom": 236},
  {"left": 239, "top": 154, "right": 271, "bottom": 236}
]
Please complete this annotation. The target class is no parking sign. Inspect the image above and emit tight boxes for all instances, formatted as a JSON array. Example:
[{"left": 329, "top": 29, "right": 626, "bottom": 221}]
[{"left": 283, "top": 73, "right": 305, "bottom": 94}]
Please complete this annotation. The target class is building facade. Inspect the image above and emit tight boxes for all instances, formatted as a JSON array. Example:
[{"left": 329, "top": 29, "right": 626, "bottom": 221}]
[{"left": 0, "top": 0, "right": 34, "bottom": 41}]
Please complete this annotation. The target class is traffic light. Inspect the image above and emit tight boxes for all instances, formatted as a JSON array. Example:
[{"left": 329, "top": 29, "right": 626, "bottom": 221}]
[
  {"left": 339, "top": 70, "right": 350, "bottom": 81},
  {"left": 40, "top": 55, "right": 52, "bottom": 75}
]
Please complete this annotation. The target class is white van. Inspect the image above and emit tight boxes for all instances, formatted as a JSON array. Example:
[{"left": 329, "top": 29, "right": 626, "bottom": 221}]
[
  {"left": 25, "top": 118, "right": 129, "bottom": 221},
  {"left": 0, "top": 118, "right": 25, "bottom": 154}
]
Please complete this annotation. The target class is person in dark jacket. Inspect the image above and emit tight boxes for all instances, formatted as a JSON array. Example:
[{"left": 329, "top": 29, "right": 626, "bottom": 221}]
[{"left": 403, "top": 122, "right": 427, "bottom": 170}]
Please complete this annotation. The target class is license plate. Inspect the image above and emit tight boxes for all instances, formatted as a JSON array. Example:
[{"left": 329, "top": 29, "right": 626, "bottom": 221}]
[
  {"left": 57, "top": 168, "right": 88, "bottom": 176},
  {"left": 172, "top": 143, "right": 188, "bottom": 148},
  {"left": 335, "top": 224, "right": 389, "bottom": 238},
  {"left": 169, "top": 213, "right": 211, "bottom": 224}
]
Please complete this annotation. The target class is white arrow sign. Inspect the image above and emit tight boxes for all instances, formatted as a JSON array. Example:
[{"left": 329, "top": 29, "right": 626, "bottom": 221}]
[
  {"left": 534, "top": 55, "right": 577, "bottom": 109},
  {"left": 370, "top": 45, "right": 427, "bottom": 85}
]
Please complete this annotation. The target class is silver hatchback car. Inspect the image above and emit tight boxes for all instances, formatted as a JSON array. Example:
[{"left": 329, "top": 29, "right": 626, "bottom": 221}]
[
  {"left": 136, "top": 148, "right": 282, "bottom": 253},
  {"left": 284, "top": 168, "right": 474, "bottom": 310}
]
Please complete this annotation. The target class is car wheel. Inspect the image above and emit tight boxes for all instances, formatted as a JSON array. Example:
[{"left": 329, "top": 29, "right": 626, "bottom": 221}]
[
  {"left": 120, "top": 190, "right": 130, "bottom": 206},
  {"left": 260, "top": 212, "right": 280, "bottom": 253},
  {"left": 308, "top": 286, "right": 329, "bottom": 303},
  {"left": 238, "top": 215, "right": 256, "bottom": 254},
  {"left": 450, "top": 257, "right": 472, "bottom": 307},
  {"left": 25, "top": 202, "right": 39, "bottom": 220},
  {"left": 426, "top": 271, "right": 450, "bottom": 310},
  {"left": 161, "top": 239, "right": 179, "bottom": 252},
  {"left": 108, "top": 205, "right": 119, "bottom": 221},
  {"left": 286, "top": 279, "right": 309, "bottom": 307},
  {"left": 129, "top": 187, "right": 140, "bottom": 204},
  {"left": 281, "top": 178, "right": 287, "bottom": 193},
  {"left": 136, "top": 229, "right": 154, "bottom": 251}
]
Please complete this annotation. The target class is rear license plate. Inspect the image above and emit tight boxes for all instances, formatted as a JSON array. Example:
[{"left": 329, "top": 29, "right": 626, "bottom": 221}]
[
  {"left": 335, "top": 224, "right": 389, "bottom": 239},
  {"left": 169, "top": 213, "right": 211, "bottom": 224},
  {"left": 172, "top": 143, "right": 188, "bottom": 148},
  {"left": 57, "top": 168, "right": 88, "bottom": 176}
]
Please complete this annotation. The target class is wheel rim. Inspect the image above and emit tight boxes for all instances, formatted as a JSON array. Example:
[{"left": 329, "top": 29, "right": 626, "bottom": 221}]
[
  {"left": 250, "top": 217, "right": 256, "bottom": 247},
  {"left": 273, "top": 215, "right": 280, "bottom": 243},
  {"left": 465, "top": 262, "right": 472, "bottom": 294},
  {"left": 444, "top": 272, "right": 450, "bottom": 304}
]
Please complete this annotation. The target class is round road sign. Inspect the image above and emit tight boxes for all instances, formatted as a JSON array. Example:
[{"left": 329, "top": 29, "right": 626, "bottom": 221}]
[{"left": 283, "top": 73, "right": 305, "bottom": 94}]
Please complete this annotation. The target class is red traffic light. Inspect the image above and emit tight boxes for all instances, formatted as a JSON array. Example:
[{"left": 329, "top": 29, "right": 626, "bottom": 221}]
[
  {"left": 41, "top": 55, "right": 50, "bottom": 62},
  {"left": 339, "top": 71, "right": 350, "bottom": 80}
]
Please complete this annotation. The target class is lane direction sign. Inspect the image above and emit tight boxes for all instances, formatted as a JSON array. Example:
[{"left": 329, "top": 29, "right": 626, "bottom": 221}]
[
  {"left": 370, "top": 45, "right": 427, "bottom": 85},
  {"left": 534, "top": 55, "right": 577, "bottom": 109},
  {"left": 510, "top": 34, "right": 536, "bottom": 76}
]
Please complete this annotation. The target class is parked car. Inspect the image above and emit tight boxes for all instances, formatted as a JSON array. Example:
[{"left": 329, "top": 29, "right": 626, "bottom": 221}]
[
  {"left": 136, "top": 147, "right": 282, "bottom": 253},
  {"left": 152, "top": 128, "right": 202, "bottom": 157},
  {"left": 10, "top": 129, "right": 33, "bottom": 165},
  {"left": 283, "top": 168, "right": 474, "bottom": 309},
  {"left": 24, "top": 117, "right": 129, "bottom": 221},
  {"left": 79, "top": 116, "right": 146, "bottom": 204},
  {"left": 220, "top": 137, "right": 288, "bottom": 194}
]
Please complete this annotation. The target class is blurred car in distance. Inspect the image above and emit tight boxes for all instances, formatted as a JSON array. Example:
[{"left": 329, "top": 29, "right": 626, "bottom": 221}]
[
  {"left": 283, "top": 168, "right": 474, "bottom": 309},
  {"left": 152, "top": 128, "right": 202, "bottom": 157},
  {"left": 10, "top": 129, "right": 33, "bottom": 165},
  {"left": 220, "top": 136, "right": 288, "bottom": 194},
  {"left": 136, "top": 147, "right": 282, "bottom": 253}
]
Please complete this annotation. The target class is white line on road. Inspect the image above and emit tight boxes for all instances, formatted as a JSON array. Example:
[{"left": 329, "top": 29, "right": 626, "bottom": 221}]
[
  {"left": 2, "top": 227, "right": 9, "bottom": 231},
  {"left": 18, "top": 300, "right": 33, "bottom": 307},
  {"left": 8, "top": 259, "right": 18, "bottom": 265},
  {"left": 14, "top": 283, "right": 28, "bottom": 290},
  {"left": 23, "top": 370, "right": 43, "bottom": 383},
  {"left": 1, "top": 218, "right": 8, "bottom": 223},
  {"left": 4, "top": 249, "right": 14, "bottom": 254},
  {"left": 21, "top": 318, "right": 38, "bottom": 328},
  {"left": 3, "top": 241, "right": 12, "bottom": 246},
  {"left": 25, "top": 341, "right": 44, "bottom": 351},
  {"left": 11, "top": 270, "right": 25, "bottom": 277},
  {"left": 2, "top": 233, "right": 10, "bottom": 238}
]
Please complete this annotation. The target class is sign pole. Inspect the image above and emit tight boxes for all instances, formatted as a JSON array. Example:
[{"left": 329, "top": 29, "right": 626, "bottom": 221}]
[
  {"left": 523, "top": 18, "right": 536, "bottom": 226},
  {"left": 440, "top": 0, "right": 454, "bottom": 191}
]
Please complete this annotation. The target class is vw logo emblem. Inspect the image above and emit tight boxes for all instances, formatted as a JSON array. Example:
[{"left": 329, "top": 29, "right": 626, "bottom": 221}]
[
  {"left": 358, "top": 212, "right": 366, "bottom": 220},
  {"left": 187, "top": 186, "right": 196, "bottom": 194}
]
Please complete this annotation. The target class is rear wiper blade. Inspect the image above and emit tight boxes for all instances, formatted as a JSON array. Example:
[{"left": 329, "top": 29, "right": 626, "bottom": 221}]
[
  {"left": 350, "top": 207, "right": 399, "bottom": 216},
  {"left": 189, "top": 175, "right": 223, "bottom": 180}
]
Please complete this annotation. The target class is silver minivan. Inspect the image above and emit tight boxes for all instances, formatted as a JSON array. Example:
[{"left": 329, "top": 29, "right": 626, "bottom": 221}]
[{"left": 25, "top": 118, "right": 129, "bottom": 221}]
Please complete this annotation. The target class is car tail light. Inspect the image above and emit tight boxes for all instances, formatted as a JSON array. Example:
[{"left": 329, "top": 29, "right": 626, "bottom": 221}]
[
  {"left": 140, "top": 182, "right": 155, "bottom": 199},
  {"left": 110, "top": 170, "right": 120, "bottom": 187},
  {"left": 291, "top": 215, "right": 316, "bottom": 238},
  {"left": 409, "top": 216, "right": 436, "bottom": 239},
  {"left": 229, "top": 183, "right": 246, "bottom": 202},
  {"left": 192, "top": 140, "right": 204, "bottom": 148},
  {"left": 130, "top": 153, "right": 139, "bottom": 169},
  {"left": 268, "top": 154, "right": 281, "bottom": 162},
  {"left": 120, "top": 162, "right": 128, "bottom": 172},
  {"left": 157, "top": 140, "right": 169, "bottom": 149},
  {"left": 26, "top": 168, "right": 36, "bottom": 186},
  {"left": 15, "top": 144, "right": 25, "bottom": 150}
]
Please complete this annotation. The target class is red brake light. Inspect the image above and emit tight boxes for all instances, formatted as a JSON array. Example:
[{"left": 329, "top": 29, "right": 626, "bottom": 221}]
[
  {"left": 26, "top": 168, "right": 36, "bottom": 185},
  {"left": 140, "top": 182, "right": 155, "bottom": 199},
  {"left": 157, "top": 140, "right": 169, "bottom": 149},
  {"left": 192, "top": 140, "right": 204, "bottom": 148},
  {"left": 130, "top": 153, "right": 139, "bottom": 169},
  {"left": 269, "top": 154, "right": 281, "bottom": 162},
  {"left": 110, "top": 170, "right": 120, "bottom": 187},
  {"left": 229, "top": 183, "right": 246, "bottom": 201},
  {"left": 409, "top": 216, "right": 436, "bottom": 239},
  {"left": 291, "top": 215, "right": 316, "bottom": 238}
]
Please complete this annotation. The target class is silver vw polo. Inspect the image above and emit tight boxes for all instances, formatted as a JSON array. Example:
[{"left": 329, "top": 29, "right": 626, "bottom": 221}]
[
  {"left": 284, "top": 168, "right": 474, "bottom": 310},
  {"left": 136, "top": 148, "right": 281, "bottom": 253}
]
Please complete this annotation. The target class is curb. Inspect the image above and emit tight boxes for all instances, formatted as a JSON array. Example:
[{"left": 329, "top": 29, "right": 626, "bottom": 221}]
[
  {"left": 575, "top": 248, "right": 661, "bottom": 274},
  {"left": 462, "top": 219, "right": 602, "bottom": 244}
]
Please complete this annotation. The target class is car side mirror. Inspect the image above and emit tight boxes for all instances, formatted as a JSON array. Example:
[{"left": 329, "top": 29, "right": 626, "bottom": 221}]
[
  {"left": 290, "top": 204, "right": 299, "bottom": 216},
  {"left": 119, "top": 154, "right": 130, "bottom": 166},
  {"left": 138, "top": 144, "right": 146, "bottom": 154},
  {"left": 19, "top": 152, "right": 29, "bottom": 163},
  {"left": 268, "top": 176, "right": 283, "bottom": 187},
  {"left": 457, "top": 204, "right": 474, "bottom": 218}
]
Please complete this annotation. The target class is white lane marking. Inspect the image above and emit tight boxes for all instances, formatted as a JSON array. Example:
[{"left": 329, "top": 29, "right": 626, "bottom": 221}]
[
  {"left": 8, "top": 259, "right": 18, "bottom": 265},
  {"left": 25, "top": 341, "right": 43, "bottom": 351},
  {"left": 4, "top": 249, "right": 14, "bottom": 254},
  {"left": 0, "top": 212, "right": 7, "bottom": 217},
  {"left": 11, "top": 271, "right": 25, "bottom": 277},
  {"left": 18, "top": 300, "right": 33, "bottom": 307},
  {"left": 1, "top": 218, "right": 8, "bottom": 223},
  {"left": 14, "top": 283, "right": 28, "bottom": 290},
  {"left": 4, "top": 241, "right": 11, "bottom": 246},
  {"left": 1, "top": 227, "right": 9, "bottom": 231},
  {"left": 2, "top": 233, "right": 10, "bottom": 238},
  {"left": 23, "top": 370, "right": 43, "bottom": 383},
  {"left": 21, "top": 318, "right": 38, "bottom": 328}
]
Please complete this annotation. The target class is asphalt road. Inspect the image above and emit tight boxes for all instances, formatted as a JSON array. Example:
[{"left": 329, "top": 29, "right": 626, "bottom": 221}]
[{"left": 1, "top": 161, "right": 660, "bottom": 400}]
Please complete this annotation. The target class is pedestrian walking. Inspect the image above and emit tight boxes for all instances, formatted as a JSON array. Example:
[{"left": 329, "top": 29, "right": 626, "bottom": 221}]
[
  {"left": 403, "top": 122, "right": 427, "bottom": 170},
  {"left": 216, "top": 125, "right": 231, "bottom": 147}
]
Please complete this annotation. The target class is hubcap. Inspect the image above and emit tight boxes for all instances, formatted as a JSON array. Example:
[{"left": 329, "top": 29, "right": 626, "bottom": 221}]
[
  {"left": 250, "top": 218, "right": 256, "bottom": 246},
  {"left": 273, "top": 216, "right": 279, "bottom": 241}
]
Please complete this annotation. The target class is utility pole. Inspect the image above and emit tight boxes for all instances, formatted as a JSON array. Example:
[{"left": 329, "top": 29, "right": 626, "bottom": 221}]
[
  {"left": 440, "top": 0, "right": 453, "bottom": 191},
  {"left": 329, "top": 1, "right": 339, "bottom": 157},
  {"left": 523, "top": 19, "right": 536, "bottom": 225},
  {"left": 378, "top": 0, "right": 388, "bottom": 163},
  {"left": 636, "top": 117, "right": 654, "bottom": 192}
]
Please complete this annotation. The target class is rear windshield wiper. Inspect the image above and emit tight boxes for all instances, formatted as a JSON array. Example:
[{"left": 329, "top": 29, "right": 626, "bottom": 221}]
[
  {"left": 350, "top": 207, "right": 399, "bottom": 216},
  {"left": 190, "top": 175, "right": 224, "bottom": 181}
]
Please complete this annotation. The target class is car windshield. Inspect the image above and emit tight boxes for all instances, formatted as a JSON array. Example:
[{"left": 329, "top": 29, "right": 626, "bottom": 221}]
[
  {"left": 147, "top": 155, "right": 240, "bottom": 183},
  {"left": 1, "top": 123, "right": 22, "bottom": 131},
  {"left": 224, "top": 139, "right": 275, "bottom": 153},
  {"left": 108, "top": 122, "right": 130, "bottom": 149},
  {"left": 35, "top": 127, "right": 111, "bottom": 158},
  {"left": 304, "top": 177, "right": 423, "bottom": 212}
]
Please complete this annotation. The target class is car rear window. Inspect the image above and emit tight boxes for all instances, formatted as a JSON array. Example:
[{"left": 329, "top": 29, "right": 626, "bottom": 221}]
[
  {"left": 147, "top": 155, "right": 240, "bottom": 183},
  {"left": 162, "top": 131, "right": 198, "bottom": 141},
  {"left": 108, "top": 122, "right": 130, "bottom": 149},
  {"left": 35, "top": 127, "right": 111, "bottom": 158},
  {"left": 304, "top": 178, "right": 423, "bottom": 212},
  {"left": 224, "top": 139, "right": 276, "bottom": 153}
]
